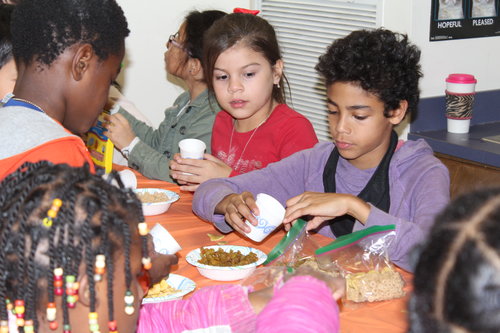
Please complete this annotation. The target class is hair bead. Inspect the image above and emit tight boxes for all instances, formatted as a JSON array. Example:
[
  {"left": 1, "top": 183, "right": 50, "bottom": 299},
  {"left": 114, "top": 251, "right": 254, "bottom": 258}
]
[
  {"left": 16, "top": 318, "right": 24, "bottom": 327},
  {"left": 24, "top": 320, "right": 34, "bottom": 332},
  {"left": 0, "top": 320, "right": 8, "bottom": 333},
  {"left": 108, "top": 320, "right": 117, "bottom": 332},
  {"left": 65, "top": 275, "right": 78, "bottom": 308},
  {"left": 49, "top": 321, "right": 58, "bottom": 330},
  {"left": 54, "top": 269, "right": 64, "bottom": 295},
  {"left": 63, "top": 323, "right": 71, "bottom": 333},
  {"left": 137, "top": 222, "right": 148, "bottom": 236},
  {"left": 14, "top": 299, "right": 24, "bottom": 319},
  {"left": 88, "top": 312, "right": 99, "bottom": 332},
  {"left": 124, "top": 290, "right": 135, "bottom": 315},
  {"left": 141, "top": 256, "right": 152, "bottom": 270},
  {"left": 43, "top": 198, "right": 63, "bottom": 227},
  {"left": 5, "top": 299, "right": 12, "bottom": 312},
  {"left": 46, "top": 302, "right": 57, "bottom": 322}
]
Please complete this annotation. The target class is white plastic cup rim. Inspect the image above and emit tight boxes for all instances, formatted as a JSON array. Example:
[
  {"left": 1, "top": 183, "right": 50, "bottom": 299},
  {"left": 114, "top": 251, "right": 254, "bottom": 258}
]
[
  {"left": 447, "top": 118, "right": 470, "bottom": 134},
  {"left": 179, "top": 138, "right": 206, "bottom": 159}
]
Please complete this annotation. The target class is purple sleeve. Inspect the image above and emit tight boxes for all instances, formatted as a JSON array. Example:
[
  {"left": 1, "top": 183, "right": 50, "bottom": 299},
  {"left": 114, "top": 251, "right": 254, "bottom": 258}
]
[
  {"left": 256, "top": 275, "right": 340, "bottom": 332},
  {"left": 192, "top": 143, "right": 332, "bottom": 233},
  {"left": 363, "top": 161, "right": 450, "bottom": 272}
]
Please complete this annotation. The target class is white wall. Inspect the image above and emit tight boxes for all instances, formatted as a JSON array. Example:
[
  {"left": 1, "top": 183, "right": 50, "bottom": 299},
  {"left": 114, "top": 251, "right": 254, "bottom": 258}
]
[
  {"left": 409, "top": 0, "right": 500, "bottom": 98},
  {"left": 116, "top": 0, "right": 250, "bottom": 127},
  {"left": 379, "top": 0, "right": 500, "bottom": 137}
]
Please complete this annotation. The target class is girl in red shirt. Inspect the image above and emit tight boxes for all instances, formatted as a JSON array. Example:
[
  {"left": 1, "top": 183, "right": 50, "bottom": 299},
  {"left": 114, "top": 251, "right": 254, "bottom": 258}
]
[{"left": 169, "top": 12, "right": 318, "bottom": 191}]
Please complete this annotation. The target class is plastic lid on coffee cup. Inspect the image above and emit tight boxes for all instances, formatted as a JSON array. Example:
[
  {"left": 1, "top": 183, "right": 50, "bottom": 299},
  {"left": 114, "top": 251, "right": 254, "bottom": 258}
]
[{"left": 446, "top": 74, "right": 477, "bottom": 84}]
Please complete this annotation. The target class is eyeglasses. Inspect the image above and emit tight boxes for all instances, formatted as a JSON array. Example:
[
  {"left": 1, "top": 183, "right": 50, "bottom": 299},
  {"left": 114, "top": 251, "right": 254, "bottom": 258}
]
[{"left": 167, "top": 32, "right": 192, "bottom": 56}]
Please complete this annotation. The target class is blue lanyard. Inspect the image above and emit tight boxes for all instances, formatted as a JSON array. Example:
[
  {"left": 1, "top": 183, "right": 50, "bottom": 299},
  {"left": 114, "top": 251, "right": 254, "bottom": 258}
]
[{"left": 3, "top": 97, "right": 44, "bottom": 113}]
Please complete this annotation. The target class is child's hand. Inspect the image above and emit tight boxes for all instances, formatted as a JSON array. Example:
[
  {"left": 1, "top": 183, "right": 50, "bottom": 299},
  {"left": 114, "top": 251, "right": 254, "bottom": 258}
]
[
  {"left": 104, "top": 113, "right": 136, "bottom": 150},
  {"left": 148, "top": 254, "right": 179, "bottom": 285},
  {"left": 215, "top": 192, "right": 260, "bottom": 235},
  {"left": 146, "top": 234, "right": 179, "bottom": 285},
  {"left": 283, "top": 192, "right": 370, "bottom": 231},
  {"left": 169, "top": 153, "right": 232, "bottom": 192}
]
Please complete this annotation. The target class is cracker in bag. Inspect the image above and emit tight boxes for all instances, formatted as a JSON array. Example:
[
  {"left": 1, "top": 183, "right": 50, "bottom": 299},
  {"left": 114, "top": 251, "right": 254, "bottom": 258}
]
[{"left": 316, "top": 225, "right": 405, "bottom": 303}]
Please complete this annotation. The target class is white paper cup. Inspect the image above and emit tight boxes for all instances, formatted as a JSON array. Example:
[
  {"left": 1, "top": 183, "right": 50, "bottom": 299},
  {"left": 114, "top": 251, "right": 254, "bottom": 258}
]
[
  {"left": 149, "top": 223, "right": 181, "bottom": 255},
  {"left": 179, "top": 138, "right": 206, "bottom": 160},
  {"left": 447, "top": 118, "right": 471, "bottom": 134},
  {"left": 445, "top": 73, "right": 476, "bottom": 134},
  {"left": 244, "top": 193, "right": 286, "bottom": 242},
  {"left": 117, "top": 169, "right": 137, "bottom": 189}
]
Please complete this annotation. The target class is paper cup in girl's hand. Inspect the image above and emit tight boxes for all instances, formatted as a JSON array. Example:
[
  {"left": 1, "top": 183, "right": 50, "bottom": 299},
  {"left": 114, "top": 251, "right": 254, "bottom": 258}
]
[
  {"left": 149, "top": 223, "right": 182, "bottom": 254},
  {"left": 179, "top": 138, "right": 206, "bottom": 159},
  {"left": 245, "top": 193, "right": 286, "bottom": 242}
]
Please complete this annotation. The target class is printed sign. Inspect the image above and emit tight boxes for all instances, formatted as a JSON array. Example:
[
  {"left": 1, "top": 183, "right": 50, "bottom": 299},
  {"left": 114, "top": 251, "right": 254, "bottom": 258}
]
[{"left": 430, "top": 0, "right": 500, "bottom": 41}]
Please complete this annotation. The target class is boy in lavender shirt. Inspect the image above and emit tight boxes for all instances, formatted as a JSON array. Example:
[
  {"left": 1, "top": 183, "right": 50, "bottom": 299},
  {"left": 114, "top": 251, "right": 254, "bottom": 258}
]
[{"left": 193, "top": 28, "right": 450, "bottom": 272}]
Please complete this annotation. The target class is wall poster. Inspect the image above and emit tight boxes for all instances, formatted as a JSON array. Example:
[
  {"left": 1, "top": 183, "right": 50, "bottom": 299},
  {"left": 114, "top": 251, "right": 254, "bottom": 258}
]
[{"left": 430, "top": 0, "right": 500, "bottom": 41}]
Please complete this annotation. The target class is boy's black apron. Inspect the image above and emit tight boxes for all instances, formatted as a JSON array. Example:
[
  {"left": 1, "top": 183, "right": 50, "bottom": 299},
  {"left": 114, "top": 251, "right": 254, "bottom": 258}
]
[{"left": 322, "top": 130, "right": 398, "bottom": 237}]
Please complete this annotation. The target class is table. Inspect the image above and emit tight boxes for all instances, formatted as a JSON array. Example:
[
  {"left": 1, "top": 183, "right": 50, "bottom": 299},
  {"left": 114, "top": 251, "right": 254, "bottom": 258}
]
[{"left": 134, "top": 171, "right": 411, "bottom": 333}]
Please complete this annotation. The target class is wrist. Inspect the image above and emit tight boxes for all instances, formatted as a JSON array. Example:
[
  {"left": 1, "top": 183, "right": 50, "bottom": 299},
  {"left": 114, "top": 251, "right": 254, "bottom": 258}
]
[
  {"left": 121, "top": 136, "right": 139, "bottom": 158},
  {"left": 214, "top": 194, "right": 236, "bottom": 215},
  {"left": 347, "top": 195, "right": 370, "bottom": 224}
]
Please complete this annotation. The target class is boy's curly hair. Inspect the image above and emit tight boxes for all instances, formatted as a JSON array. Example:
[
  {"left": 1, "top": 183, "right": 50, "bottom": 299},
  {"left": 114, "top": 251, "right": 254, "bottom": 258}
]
[
  {"left": 11, "top": 0, "right": 129, "bottom": 66},
  {"left": 316, "top": 28, "right": 422, "bottom": 117}
]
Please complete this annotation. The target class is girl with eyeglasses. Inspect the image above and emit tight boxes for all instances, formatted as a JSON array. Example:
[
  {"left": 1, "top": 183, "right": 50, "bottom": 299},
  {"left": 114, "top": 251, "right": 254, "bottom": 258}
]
[{"left": 105, "top": 10, "right": 226, "bottom": 182}]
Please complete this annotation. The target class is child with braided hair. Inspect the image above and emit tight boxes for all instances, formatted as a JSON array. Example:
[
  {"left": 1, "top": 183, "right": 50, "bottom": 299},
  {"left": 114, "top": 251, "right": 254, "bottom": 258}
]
[
  {"left": 409, "top": 186, "right": 500, "bottom": 333},
  {"left": 0, "top": 161, "right": 177, "bottom": 333}
]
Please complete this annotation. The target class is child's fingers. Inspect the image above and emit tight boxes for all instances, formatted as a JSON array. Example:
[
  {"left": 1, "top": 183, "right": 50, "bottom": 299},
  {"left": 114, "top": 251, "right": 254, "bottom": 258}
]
[
  {"left": 202, "top": 153, "right": 219, "bottom": 162},
  {"left": 283, "top": 202, "right": 308, "bottom": 224},
  {"left": 171, "top": 153, "right": 182, "bottom": 162},
  {"left": 225, "top": 195, "right": 256, "bottom": 231},
  {"left": 241, "top": 192, "right": 259, "bottom": 217},
  {"left": 230, "top": 218, "right": 250, "bottom": 235},
  {"left": 285, "top": 193, "right": 304, "bottom": 207},
  {"left": 110, "top": 113, "right": 127, "bottom": 124},
  {"left": 179, "top": 184, "right": 199, "bottom": 192},
  {"left": 305, "top": 217, "right": 328, "bottom": 231}
]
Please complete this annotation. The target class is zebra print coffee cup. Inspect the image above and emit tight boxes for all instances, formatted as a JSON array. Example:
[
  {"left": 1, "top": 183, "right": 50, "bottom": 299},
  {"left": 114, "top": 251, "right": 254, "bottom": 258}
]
[{"left": 445, "top": 74, "right": 476, "bottom": 134}]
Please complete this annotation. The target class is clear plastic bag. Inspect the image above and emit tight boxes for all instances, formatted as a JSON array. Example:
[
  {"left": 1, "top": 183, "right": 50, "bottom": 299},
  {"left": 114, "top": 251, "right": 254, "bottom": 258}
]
[
  {"left": 316, "top": 225, "right": 405, "bottom": 303},
  {"left": 263, "top": 219, "right": 317, "bottom": 267},
  {"left": 241, "top": 219, "right": 340, "bottom": 292}
]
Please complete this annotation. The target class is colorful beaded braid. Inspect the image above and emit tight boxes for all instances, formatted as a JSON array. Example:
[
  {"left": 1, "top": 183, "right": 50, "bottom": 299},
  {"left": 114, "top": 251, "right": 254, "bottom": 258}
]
[{"left": 0, "top": 163, "right": 151, "bottom": 333}]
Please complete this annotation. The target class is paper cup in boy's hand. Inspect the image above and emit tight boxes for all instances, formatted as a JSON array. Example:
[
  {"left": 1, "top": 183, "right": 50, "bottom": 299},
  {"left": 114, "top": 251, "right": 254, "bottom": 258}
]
[
  {"left": 179, "top": 138, "right": 206, "bottom": 159},
  {"left": 149, "top": 223, "right": 182, "bottom": 255},
  {"left": 245, "top": 193, "right": 286, "bottom": 242}
]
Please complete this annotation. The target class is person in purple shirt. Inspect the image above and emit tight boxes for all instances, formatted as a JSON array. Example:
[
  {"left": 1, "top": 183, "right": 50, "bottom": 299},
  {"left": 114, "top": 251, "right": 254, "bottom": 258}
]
[{"left": 192, "top": 28, "right": 450, "bottom": 272}]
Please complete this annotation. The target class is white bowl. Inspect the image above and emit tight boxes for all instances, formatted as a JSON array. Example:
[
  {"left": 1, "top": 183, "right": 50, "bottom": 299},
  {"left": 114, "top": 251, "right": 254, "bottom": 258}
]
[
  {"left": 134, "top": 188, "right": 180, "bottom": 216},
  {"left": 185, "top": 245, "right": 267, "bottom": 281}
]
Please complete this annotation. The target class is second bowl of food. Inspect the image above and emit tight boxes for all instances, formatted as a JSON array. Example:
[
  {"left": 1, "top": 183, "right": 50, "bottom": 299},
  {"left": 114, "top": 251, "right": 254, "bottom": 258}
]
[
  {"left": 186, "top": 245, "right": 267, "bottom": 281},
  {"left": 134, "top": 188, "right": 180, "bottom": 216}
]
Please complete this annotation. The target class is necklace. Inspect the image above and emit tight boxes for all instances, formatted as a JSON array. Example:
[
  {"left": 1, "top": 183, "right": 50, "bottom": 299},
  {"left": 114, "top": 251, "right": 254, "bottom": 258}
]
[
  {"left": 228, "top": 112, "right": 272, "bottom": 172},
  {"left": 9, "top": 97, "right": 46, "bottom": 114}
]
